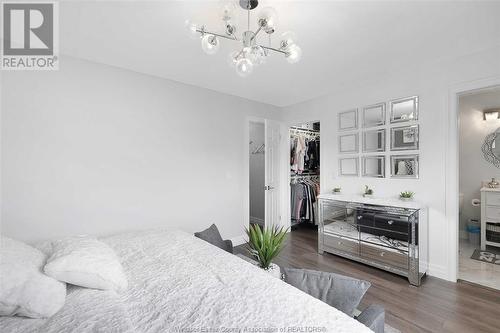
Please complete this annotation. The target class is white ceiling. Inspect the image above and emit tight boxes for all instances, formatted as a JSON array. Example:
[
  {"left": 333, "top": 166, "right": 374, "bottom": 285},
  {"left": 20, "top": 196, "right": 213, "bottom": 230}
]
[{"left": 59, "top": 1, "right": 500, "bottom": 107}]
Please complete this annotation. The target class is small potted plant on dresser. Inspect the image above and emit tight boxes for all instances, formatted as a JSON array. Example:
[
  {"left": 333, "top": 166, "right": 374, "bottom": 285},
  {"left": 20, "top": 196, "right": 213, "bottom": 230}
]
[
  {"left": 400, "top": 191, "right": 415, "bottom": 201},
  {"left": 245, "top": 224, "right": 288, "bottom": 279},
  {"left": 363, "top": 185, "right": 374, "bottom": 198}
]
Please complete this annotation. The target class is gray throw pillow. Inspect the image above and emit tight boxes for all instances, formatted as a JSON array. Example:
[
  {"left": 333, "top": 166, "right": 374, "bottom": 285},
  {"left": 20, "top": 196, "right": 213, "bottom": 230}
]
[
  {"left": 194, "top": 224, "right": 228, "bottom": 252},
  {"left": 283, "top": 268, "right": 371, "bottom": 316}
]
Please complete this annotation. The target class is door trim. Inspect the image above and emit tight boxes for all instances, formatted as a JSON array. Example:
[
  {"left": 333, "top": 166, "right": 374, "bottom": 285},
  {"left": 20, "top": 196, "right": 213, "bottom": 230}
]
[{"left": 447, "top": 76, "right": 500, "bottom": 282}]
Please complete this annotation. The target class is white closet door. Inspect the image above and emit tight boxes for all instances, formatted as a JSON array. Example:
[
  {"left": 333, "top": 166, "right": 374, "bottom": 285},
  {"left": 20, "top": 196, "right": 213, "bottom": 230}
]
[{"left": 265, "top": 119, "right": 281, "bottom": 227}]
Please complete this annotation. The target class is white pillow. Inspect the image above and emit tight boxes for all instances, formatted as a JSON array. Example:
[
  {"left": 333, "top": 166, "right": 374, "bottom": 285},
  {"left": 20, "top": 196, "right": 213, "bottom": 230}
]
[
  {"left": 44, "top": 237, "right": 128, "bottom": 292},
  {"left": 0, "top": 236, "right": 66, "bottom": 318}
]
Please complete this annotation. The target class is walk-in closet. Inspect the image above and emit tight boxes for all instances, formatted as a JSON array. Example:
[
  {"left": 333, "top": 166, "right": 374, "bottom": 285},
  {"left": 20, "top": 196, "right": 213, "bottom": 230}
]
[{"left": 290, "top": 122, "right": 320, "bottom": 229}]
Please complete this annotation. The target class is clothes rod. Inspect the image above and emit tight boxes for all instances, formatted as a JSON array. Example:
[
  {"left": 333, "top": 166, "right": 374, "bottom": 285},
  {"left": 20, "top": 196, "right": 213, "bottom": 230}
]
[{"left": 290, "top": 127, "right": 319, "bottom": 133}]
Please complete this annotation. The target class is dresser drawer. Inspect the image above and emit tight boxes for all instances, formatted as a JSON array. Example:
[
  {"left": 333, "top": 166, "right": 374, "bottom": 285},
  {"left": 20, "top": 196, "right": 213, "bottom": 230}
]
[
  {"left": 486, "top": 206, "right": 500, "bottom": 221},
  {"left": 360, "top": 243, "right": 408, "bottom": 270},
  {"left": 374, "top": 214, "right": 409, "bottom": 234},
  {"left": 324, "top": 234, "right": 359, "bottom": 256},
  {"left": 486, "top": 193, "right": 500, "bottom": 206}
]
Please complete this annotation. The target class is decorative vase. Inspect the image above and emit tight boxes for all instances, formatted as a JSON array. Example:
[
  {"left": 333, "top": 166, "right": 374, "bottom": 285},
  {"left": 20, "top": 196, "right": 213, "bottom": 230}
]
[
  {"left": 261, "top": 263, "right": 282, "bottom": 279},
  {"left": 488, "top": 178, "right": 499, "bottom": 188},
  {"left": 400, "top": 197, "right": 413, "bottom": 201},
  {"left": 363, "top": 193, "right": 373, "bottom": 198}
]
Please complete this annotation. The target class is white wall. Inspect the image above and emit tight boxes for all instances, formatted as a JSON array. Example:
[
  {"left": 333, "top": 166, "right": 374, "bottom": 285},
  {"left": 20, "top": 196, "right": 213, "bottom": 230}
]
[
  {"left": 0, "top": 57, "right": 280, "bottom": 243},
  {"left": 249, "top": 122, "right": 265, "bottom": 222},
  {"left": 459, "top": 89, "right": 500, "bottom": 236},
  {"left": 281, "top": 46, "right": 500, "bottom": 280}
]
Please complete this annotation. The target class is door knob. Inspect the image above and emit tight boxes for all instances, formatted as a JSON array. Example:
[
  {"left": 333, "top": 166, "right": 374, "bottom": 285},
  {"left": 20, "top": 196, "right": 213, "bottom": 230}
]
[{"left": 387, "top": 220, "right": 394, "bottom": 225}]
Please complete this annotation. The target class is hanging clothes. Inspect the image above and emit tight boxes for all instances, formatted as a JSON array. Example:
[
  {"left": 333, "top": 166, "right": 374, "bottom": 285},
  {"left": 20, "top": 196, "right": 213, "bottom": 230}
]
[
  {"left": 291, "top": 178, "right": 319, "bottom": 225},
  {"left": 290, "top": 130, "right": 319, "bottom": 174}
]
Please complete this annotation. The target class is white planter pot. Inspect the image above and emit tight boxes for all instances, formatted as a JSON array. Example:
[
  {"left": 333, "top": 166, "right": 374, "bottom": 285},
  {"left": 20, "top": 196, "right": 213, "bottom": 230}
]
[{"left": 261, "top": 263, "right": 281, "bottom": 279}]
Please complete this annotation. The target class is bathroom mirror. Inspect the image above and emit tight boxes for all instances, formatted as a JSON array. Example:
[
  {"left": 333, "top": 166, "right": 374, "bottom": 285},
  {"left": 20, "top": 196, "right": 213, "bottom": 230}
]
[
  {"left": 339, "top": 134, "right": 358, "bottom": 154},
  {"left": 390, "top": 96, "right": 419, "bottom": 123},
  {"left": 391, "top": 125, "right": 419, "bottom": 151},
  {"left": 481, "top": 127, "right": 500, "bottom": 168},
  {"left": 339, "top": 157, "right": 359, "bottom": 176},
  {"left": 390, "top": 155, "right": 419, "bottom": 178},
  {"left": 362, "top": 156, "right": 385, "bottom": 178},
  {"left": 362, "top": 103, "right": 386, "bottom": 128},
  {"left": 338, "top": 109, "right": 358, "bottom": 131},
  {"left": 363, "top": 129, "right": 385, "bottom": 152}
]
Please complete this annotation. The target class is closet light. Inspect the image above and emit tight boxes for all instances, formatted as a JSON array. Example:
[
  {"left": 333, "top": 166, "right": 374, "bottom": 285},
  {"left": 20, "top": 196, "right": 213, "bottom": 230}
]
[{"left": 484, "top": 109, "right": 500, "bottom": 121}]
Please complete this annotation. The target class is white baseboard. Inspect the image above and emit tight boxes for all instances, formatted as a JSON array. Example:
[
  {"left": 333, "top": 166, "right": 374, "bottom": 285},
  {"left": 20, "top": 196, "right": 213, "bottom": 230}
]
[
  {"left": 231, "top": 234, "right": 247, "bottom": 247},
  {"left": 250, "top": 216, "right": 265, "bottom": 226},
  {"left": 427, "top": 263, "right": 449, "bottom": 280}
]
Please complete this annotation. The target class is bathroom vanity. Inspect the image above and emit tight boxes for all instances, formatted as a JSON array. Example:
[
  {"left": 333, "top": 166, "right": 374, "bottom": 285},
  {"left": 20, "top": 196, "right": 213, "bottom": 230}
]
[
  {"left": 480, "top": 187, "right": 500, "bottom": 250},
  {"left": 318, "top": 194, "right": 428, "bottom": 286}
]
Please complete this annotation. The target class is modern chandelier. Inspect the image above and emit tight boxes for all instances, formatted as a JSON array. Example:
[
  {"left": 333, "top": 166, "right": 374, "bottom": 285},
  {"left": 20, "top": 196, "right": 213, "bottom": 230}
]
[{"left": 185, "top": 0, "right": 302, "bottom": 77}]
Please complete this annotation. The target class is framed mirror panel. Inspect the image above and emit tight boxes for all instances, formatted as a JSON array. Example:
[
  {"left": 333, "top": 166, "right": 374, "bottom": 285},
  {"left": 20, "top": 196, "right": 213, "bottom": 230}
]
[
  {"left": 338, "top": 109, "right": 358, "bottom": 131},
  {"left": 390, "top": 96, "right": 419, "bottom": 123},
  {"left": 339, "top": 157, "right": 359, "bottom": 176},
  {"left": 391, "top": 125, "right": 419, "bottom": 151},
  {"left": 339, "top": 134, "right": 358, "bottom": 154},
  {"left": 390, "top": 155, "right": 419, "bottom": 178},
  {"left": 362, "top": 103, "right": 386, "bottom": 128},
  {"left": 363, "top": 129, "right": 385, "bottom": 153},
  {"left": 362, "top": 156, "right": 385, "bottom": 178}
]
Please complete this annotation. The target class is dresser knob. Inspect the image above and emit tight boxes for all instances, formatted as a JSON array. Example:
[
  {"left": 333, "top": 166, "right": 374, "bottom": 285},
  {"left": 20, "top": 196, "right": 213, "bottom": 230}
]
[
  {"left": 387, "top": 220, "right": 394, "bottom": 225},
  {"left": 357, "top": 216, "right": 363, "bottom": 220},
  {"left": 338, "top": 241, "right": 343, "bottom": 245},
  {"left": 380, "top": 252, "right": 385, "bottom": 257}
]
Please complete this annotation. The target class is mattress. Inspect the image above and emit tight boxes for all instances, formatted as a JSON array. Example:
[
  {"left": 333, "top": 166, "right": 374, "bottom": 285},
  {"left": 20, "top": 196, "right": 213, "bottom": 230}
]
[{"left": 0, "top": 229, "right": 372, "bottom": 333}]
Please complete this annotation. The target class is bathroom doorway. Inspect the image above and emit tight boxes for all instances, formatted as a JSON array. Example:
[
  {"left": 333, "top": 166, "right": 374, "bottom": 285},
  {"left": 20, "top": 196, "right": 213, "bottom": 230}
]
[{"left": 458, "top": 86, "right": 500, "bottom": 290}]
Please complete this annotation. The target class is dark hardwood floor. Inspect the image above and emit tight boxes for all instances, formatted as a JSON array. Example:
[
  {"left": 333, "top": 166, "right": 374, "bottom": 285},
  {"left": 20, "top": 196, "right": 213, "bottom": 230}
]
[{"left": 236, "top": 226, "right": 500, "bottom": 333}]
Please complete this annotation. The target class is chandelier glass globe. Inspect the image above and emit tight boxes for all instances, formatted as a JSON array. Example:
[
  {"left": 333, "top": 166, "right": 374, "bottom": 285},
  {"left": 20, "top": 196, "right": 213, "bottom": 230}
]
[
  {"left": 244, "top": 46, "right": 266, "bottom": 66},
  {"left": 220, "top": 1, "right": 237, "bottom": 22},
  {"left": 227, "top": 51, "right": 240, "bottom": 67},
  {"left": 257, "top": 7, "right": 278, "bottom": 33},
  {"left": 285, "top": 44, "right": 302, "bottom": 64},
  {"left": 185, "top": 20, "right": 200, "bottom": 40},
  {"left": 235, "top": 58, "right": 254, "bottom": 77},
  {"left": 201, "top": 35, "right": 220, "bottom": 55},
  {"left": 280, "top": 31, "right": 297, "bottom": 49}
]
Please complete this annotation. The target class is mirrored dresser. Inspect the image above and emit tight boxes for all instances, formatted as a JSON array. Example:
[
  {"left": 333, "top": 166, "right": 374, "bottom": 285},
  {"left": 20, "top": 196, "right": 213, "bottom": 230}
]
[{"left": 318, "top": 194, "right": 428, "bottom": 286}]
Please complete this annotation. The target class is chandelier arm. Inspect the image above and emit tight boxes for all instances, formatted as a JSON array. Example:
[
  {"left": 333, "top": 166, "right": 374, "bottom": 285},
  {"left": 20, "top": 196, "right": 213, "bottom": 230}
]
[
  {"left": 195, "top": 29, "right": 239, "bottom": 41},
  {"left": 250, "top": 25, "right": 262, "bottom": 43},
  {"left": 260, "top": 45, "right": 287, "bottom": 55}
]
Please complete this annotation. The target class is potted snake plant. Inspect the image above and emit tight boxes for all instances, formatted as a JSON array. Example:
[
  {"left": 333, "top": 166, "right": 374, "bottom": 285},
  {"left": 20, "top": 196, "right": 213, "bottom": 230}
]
[{"left": 245, "top": 224, "right": 288, "bottom": 278}]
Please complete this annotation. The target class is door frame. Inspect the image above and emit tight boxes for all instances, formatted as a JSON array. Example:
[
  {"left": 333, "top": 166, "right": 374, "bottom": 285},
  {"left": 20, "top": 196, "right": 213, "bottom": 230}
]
[{"left": 447, "top": 76, "right": 500, "bottom": 282}]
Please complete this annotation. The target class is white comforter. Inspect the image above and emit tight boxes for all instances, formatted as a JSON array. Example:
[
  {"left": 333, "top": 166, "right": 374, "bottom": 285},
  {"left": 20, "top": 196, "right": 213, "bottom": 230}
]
[{"left": 0, "top": 229, "right": 372, "bottom": 333}]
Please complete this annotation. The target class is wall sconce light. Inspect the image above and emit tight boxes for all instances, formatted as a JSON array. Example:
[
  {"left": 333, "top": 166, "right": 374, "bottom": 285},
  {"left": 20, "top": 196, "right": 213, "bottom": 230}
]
[{"left": 484, "top": 109, "right": 500, "bottom": 121}]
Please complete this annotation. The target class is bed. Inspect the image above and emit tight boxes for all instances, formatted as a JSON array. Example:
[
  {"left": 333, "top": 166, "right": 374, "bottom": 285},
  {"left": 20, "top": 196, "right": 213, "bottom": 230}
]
[{"left": 0, "top": 229, "right": 373, "bottom": 333}]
